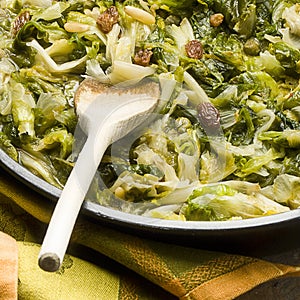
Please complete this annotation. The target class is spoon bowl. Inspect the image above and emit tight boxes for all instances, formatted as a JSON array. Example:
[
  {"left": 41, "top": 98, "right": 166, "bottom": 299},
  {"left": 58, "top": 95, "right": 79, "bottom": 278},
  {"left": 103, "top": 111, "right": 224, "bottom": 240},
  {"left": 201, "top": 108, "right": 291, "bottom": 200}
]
[{"left": 38, "top": 78, "right": 160, "bottom": 272}]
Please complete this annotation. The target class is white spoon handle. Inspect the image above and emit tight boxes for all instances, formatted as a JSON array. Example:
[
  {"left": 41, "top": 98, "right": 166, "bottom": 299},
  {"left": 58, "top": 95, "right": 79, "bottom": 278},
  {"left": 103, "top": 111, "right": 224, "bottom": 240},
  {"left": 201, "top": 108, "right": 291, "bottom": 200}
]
[{"left": 38, "top": 128, "right": 110, "bottom": 272}]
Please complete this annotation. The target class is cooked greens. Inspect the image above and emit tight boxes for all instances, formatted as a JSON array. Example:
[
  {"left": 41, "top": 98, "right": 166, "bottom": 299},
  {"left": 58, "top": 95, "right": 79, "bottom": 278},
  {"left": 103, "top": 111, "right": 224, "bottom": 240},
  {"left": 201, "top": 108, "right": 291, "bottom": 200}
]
[{"left": 0, "top": 0, "right": 300, "bottom": 221}]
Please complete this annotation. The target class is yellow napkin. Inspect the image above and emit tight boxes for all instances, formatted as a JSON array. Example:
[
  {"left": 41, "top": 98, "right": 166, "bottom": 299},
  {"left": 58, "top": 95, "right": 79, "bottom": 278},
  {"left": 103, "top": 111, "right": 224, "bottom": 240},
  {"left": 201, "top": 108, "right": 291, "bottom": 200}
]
[{"left": 0, "top": 168, "right": 300, "bottom": 300}]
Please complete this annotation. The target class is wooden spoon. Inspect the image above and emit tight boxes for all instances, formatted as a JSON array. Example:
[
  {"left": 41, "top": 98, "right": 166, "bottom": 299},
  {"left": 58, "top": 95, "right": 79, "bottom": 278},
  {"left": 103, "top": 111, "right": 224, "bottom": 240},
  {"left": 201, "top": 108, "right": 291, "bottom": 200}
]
[{"left": 38, "top": 78, "right": 160, "bottom": 272}]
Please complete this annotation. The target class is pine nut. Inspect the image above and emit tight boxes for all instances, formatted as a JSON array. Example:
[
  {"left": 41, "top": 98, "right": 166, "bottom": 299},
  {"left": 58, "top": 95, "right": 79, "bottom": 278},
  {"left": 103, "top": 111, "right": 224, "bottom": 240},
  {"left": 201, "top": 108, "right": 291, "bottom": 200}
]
[
  {"left": 114, "top": 186, "right": 126, "bottom": 199},
  {"left": 64, "top": 22, "right": 90, "bottom": 33},
  {"left": 124, "top": 6, "right": 155, "bottom": 25}
]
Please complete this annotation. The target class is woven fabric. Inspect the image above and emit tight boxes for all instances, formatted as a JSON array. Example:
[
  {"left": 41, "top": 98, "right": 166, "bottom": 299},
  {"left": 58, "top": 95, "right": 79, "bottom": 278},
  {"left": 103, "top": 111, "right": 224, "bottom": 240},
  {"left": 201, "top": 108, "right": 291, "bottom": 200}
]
[
  {"left": 0, "top": 169, "right": 299, "bottom": 299},
  {"left": 0, "top": 232, "right": 18, "bottom": 300},
  {"left": 17, "top": 242, "right": 120, "bottom": 300}
]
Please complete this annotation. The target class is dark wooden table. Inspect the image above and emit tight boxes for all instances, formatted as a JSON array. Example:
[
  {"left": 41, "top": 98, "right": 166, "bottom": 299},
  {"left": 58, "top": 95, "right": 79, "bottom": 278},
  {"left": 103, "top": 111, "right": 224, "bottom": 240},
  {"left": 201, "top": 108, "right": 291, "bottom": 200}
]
[{"left": 237, "top": 247, "right": 300, "bottom": 299}]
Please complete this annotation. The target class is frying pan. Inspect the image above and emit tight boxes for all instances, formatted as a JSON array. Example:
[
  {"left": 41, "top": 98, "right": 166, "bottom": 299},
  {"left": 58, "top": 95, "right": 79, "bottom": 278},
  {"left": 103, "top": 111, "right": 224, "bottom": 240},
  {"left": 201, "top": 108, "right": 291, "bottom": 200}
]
[{"left": 1, "top": 147, "right": 300, "bottom": 257}]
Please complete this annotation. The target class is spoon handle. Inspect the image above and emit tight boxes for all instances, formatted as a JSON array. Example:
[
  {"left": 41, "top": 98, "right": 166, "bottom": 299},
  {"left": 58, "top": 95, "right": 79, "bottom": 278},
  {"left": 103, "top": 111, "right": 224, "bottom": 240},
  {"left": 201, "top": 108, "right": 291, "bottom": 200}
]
[{"left": 38, "top": 127, "right": 111, "bottom": 272}]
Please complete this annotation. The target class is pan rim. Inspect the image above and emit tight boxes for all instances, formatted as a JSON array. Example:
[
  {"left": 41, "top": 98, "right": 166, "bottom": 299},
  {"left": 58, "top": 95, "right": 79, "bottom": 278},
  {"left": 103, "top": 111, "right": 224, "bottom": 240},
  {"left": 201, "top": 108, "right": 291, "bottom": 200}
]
[{"left": 1, "top": 147, "right": 299, "bottom": 233}]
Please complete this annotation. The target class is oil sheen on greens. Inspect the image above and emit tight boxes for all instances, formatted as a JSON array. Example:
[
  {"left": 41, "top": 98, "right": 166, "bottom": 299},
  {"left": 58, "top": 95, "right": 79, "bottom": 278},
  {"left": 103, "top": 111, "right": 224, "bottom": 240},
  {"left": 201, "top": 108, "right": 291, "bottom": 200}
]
[{"left": 0, "top": 0, "right": 300, "bottom": 221}]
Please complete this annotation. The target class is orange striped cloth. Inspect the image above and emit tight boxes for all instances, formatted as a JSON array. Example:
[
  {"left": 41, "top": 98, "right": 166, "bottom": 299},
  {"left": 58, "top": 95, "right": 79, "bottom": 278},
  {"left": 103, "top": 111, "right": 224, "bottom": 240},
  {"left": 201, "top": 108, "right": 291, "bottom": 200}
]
[{"left": 0, "top": 232, "right": 18, "bottom": 300}]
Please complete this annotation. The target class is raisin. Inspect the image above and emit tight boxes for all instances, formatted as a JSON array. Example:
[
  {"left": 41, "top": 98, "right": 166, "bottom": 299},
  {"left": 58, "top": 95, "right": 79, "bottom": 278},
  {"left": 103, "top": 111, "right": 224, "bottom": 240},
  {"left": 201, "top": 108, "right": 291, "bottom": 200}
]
[
  {"left": 97, "top": 6, "right": 119, "bottom": 34},
  {"left": 185, "top": 40, "right": 203, "bottom": 59},
  {"left": 209, "top": 13, "right": 224, "bottom": 27},
  {"left": 12, "top": 11, "right": 30, "bottom": 36},
  {"left": 197, "top": 102, "right": 220, "bottom": 131},
  {"left": 133, "top": 49, "right": 153, "bottom": 66}
]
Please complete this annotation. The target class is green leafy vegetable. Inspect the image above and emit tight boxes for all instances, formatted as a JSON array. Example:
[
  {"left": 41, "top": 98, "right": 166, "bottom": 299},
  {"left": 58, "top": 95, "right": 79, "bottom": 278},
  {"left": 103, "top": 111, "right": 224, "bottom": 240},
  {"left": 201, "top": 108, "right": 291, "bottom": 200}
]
[{"left": 182, "top": 184, "right": 288, "bottom": 221}]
